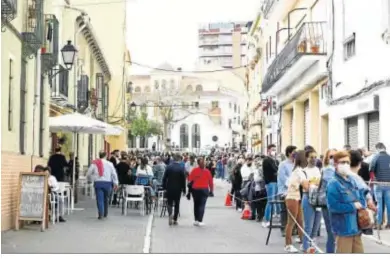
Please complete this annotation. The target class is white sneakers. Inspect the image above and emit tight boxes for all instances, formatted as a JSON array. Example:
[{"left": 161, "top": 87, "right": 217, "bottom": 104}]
[
  {"left": 262, "top": 221, "right": 270, "bottom": 228},
  {"left": 193, "top": 221, "right": 205, "bottom": 227},
  {"left": 284, "top": 245, "right": 299, "bottom": 253}
]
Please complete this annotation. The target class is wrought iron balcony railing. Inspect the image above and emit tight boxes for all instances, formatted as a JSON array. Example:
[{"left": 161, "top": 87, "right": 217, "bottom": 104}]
[
  {"left": 261, "top": 0, "right": 276, "bottom": 19},
  {"left": 1, "top": 0, "right": 18, "bottom": 29},
  {"left": 41, "top": 14, "right": 59, "bottom": 72},
  {"left": 262, "top": 22, "right": 326, "bottom": 93},
  {"left": 22, "top": 0, "right": 44, "bottom": 57}
]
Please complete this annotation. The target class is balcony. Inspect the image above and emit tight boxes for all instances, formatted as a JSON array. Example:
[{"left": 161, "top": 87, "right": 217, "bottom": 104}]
[
  {"left": 50, "top": 65, "right": 69, "bottom": 102},
  {"left": 1, "top": 0, "right": 17, "bottom": 28},
  {"left": 22, "top": 0, "right": 44, "bottom": 57},
  {"left": 198, "top": 39, "right": 233, "bottom": 46},
  {"left": 41, "top": 14, "right": 59, "bottom": 73},
  {"left": 262, "top": 22, "right": 327, "bottom": 96}
]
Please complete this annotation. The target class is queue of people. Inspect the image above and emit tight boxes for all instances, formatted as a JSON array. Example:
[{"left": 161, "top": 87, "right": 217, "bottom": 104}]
[{"left": 227, "top": 142, "right": 390, "bottom": 254}]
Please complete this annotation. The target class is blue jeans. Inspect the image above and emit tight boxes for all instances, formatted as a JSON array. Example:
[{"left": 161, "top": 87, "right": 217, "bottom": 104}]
[
  {"left": 374, "top": 185, "right": 390, "bottom": 225},
  {"left": 301, "top": 194, "right": 322, "bottom": 251},
  {"left": 94, "top": 181, "right": 112, "bottom": 217},
  {"left": 264, "top": 182, "right": 280, "bottom": 221},
  {"left": 322, "top": 207, "right": 335, "bottom": 253},
  {"left": 217, "top": 168, "right": 225, "bottom": 179}
]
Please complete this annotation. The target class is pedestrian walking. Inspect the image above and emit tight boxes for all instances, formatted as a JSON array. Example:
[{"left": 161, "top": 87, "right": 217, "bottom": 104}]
[
  {"left": 188, "top": 157, "right": 214, "bottom": 226},
  {"left": 87, "top": 151, "right": 118, "bottom": 219},
  {"left": 162, "top": 154, "right": 186, "bottom": 226}
]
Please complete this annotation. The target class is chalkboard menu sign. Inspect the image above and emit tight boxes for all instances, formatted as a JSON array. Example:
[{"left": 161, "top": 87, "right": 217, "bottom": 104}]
[{"left": 15, "top": 172, "right": 49, "bottom": 231}]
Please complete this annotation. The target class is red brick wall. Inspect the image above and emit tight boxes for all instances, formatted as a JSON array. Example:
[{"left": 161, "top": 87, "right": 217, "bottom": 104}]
[{"left": 1, "top": 151, "right": 47, "bottom": 231}]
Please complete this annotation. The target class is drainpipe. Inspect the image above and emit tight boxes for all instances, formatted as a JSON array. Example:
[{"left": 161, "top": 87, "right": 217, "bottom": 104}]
[
  {"left": 64, "top": 4, "right": 89, "bottom": 211},
  {"left": 31, "top": 48, "right": 42, "bottom": 171}
]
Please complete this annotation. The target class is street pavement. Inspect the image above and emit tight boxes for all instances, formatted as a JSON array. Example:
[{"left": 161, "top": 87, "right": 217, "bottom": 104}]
[
  {"left": 150, "top": 179, "right": 390, "bottom": 253},
  {"left": 1, "top": 196, "right": 149, "bottom": 253},
  {"left": 2, "top": 179, "right": 390, "bottom": 253}
]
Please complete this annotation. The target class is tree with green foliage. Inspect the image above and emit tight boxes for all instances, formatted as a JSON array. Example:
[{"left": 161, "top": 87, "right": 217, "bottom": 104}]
[{"left": 128, "top": 112, "right": 162, "bottom": 146}]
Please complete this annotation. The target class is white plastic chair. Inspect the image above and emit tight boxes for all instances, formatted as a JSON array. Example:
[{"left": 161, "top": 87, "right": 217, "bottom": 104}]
[
  {"left": 49, "top": 193, "right": 59, "bottom": 224},
  {"left": 123, "top": 185, "right": 145, "bottom": 216},
  {"left": 57, "top": 182, "right": 70, "bottom": 215}
]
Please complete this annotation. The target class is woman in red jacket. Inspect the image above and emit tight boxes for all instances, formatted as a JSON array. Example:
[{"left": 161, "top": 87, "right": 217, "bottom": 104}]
[{"left": 188, "top": 157, "right": 214, "bottom": 226}]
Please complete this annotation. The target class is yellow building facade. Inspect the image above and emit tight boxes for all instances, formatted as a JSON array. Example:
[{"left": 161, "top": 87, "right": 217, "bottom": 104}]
[
  {"left": 1, "top": 0, "right": 130, "bottom": 231},
  {"left": 259, "top": 0, "right": 328, "bottom": 154},
  {"left": 246, "top": 13, "right": 263, "bottom": 153}
]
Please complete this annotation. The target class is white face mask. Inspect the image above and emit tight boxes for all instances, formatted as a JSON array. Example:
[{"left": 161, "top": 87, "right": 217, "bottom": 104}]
[
  {"left": 270, "top": 151, "right": 276, "bottom": 157},
  {"left": 337, "top": 163, "right": 351, "bottom": 176}
]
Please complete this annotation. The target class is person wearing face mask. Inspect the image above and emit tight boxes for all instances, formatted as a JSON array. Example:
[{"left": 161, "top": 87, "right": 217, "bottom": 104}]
[
  {"left": 299, "top": 149, "right": 322, "bottom": 253},
  {"left": 369, "top": 142, "right": 390, "bottom": 229},
  {"left": 326, "top": 151, "right": 367, "bottom": 253},
  {"left": 276, "top": 145, "right": 296, "bottom": 234},
  {"left": 320, "top": 148, "right": 337, "bottom": 253},
  {"left": 262, "top": 144, "right": 280, "bottom": 227}
]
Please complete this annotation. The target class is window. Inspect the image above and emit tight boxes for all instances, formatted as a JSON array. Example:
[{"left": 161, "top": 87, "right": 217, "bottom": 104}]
[
  {"left": 170, "top": 79, "right": 175, "bottom": 88},
  {"left": 229, "top": 102, "right": 232, "bottom": 109},
  {"left": 195, "top": 84, "right": 203, "bottom": 91},
  {"left": 211, "top": 101, "right": 219, "bottom": 108},
  {"left": 234, "top": 103, "right": 237, "bottom": 112},
  {"left": 162, "top": 79, "right": 167, "bottom": 88},
  {"left": 144, "top": 85, "right": 151, "bottom": 92},
  {"left": 8, "top": 59, "right": 13, "bottom": 131},
  {"left": 238, "top": 116, "right": 241, "bottom": 124},
  {"left": 135, "top": 86, "right": 141, "bottom": 93},
  {"left": 228, "top": 119, "right": 232, "bottom": 129},
  {"left": 193, "top": 101, "right": 199, "bottom": 108},
  {"left": 186, "top": 85, "right": 193, "bottom": 91},
  {"left": 192, "top": 124, "right": 201, "bottom": 148},
  {"left": 238, "top": 106, "right": 240, "bottom": 113},
  {"left": 344, "top": 33, "right": 356, "bottom": 60},
  {"left": 179, "top": 124, "right": 189, "bottom": 148},
  {"left": 154, "top": 80, "right": 159, "bottom": 89}
]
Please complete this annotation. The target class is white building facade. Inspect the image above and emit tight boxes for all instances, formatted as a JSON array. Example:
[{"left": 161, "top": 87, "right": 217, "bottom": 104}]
[
  {"left": 129, "top": 63, "right": 247, "bottom": 152},
  {"left": 326, "top": 0, "right": 390, "bottom": 151}
]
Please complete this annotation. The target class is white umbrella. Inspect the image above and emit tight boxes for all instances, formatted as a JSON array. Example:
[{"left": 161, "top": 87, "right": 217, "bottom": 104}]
[
  {"left": 49, "top": 112, "right": 108, "bottom": 134},
  {"left": 48, "top": 112, "right": 120, "bottom": 211},
  {"left": 105, "top": 125, "right": 125, "bottom": 136}
]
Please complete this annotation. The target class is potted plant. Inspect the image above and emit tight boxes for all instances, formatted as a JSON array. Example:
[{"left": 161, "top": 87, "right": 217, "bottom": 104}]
[
  {"left": 298, "top": 39, "right": 307, "bottom": 53},
  {"left": 311, "top": 40, "right": 320, "bottom": 53}
]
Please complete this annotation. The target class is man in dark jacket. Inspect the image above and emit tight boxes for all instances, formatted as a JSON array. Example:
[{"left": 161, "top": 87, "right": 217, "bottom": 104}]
[
  {"left": 231, "top": 159, "right": 244, "bottom": 211},
  {"left": 262, "top": 144, "right": 279, "bottom": 225},
  {"left": 162, "top": 153, "right": 186, "bottom": 226},
  {"left": 48, "top": 147, "right": 68, "bottom": 181}
]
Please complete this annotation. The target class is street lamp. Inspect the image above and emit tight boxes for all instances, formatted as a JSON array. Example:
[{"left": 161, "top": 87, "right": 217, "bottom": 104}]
[
  {"left": 61, "top": 40, "right": 78, "bottom": 70},
  {"left": 130, "top": 102, "right": 137, "bottom": 111}
]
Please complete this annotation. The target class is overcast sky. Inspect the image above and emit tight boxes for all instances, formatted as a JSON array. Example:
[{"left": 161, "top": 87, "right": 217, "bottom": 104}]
[{"left": 126, "top": 0, "right": 260, "bottom": 74}]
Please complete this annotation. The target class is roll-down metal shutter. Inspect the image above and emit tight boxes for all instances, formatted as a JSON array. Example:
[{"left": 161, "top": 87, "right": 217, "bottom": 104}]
[
  {"left": 304, "top": 100, "right": 310, "bottom": 146},
  {"left": 367, "top": 112, "right": 380, "bottom": 151},
  {"left": 346, "top": 117, "right": 358, "bottom": 149}
]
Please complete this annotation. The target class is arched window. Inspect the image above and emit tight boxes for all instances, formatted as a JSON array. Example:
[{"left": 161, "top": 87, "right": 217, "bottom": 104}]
[
  {"left": 192, "top": 123, "right": 201, "bottom": 148},
  {"left": 179, "top": 124, "right": 189, "bottom": 148},
  {"left": 195, "top": 84, "right": 203, "bottom": 91},
  {"left": 162, "top": 79, "right": 167, "bottom": 88},
  {"left": 186, "top": 85, "right": 193, "bottom": 91},
  {"left": 154, "top": 80, "right": 159, "bottom": 89},
  {"left": 135, "top": 86, "right": 141, "bottom": 93},
  {"left": 144, "top": 85, "right": 151, "bottom": 92}
]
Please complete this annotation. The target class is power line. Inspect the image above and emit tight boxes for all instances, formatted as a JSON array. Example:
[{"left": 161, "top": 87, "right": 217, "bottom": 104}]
[{"left": 129, "top": 61, "right": 248, "bottom": 73}]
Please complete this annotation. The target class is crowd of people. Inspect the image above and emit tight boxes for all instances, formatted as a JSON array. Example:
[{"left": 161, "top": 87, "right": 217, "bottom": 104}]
[
  {"left": 226, "top": 143, "right": 390, "bottom": 253},
  {"left": 38, "top": 143, "right": 390, "bottom": 254}
]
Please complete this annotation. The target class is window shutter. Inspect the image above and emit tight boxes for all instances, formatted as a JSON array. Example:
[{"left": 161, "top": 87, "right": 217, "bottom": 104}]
[
  {"left": 104, "top": 84, "right": 109, "bottom": 121},
  {"left": 95, "top": 73, "right": 104, "bottom": 118},
  {"left": 78, "top": 75, "right": 89, "bottom": 109}
]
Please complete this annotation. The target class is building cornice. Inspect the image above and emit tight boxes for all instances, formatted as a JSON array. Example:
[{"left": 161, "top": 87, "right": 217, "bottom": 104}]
[{"left": 76, "top": 15, "right": 112, "bottom": 81}]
